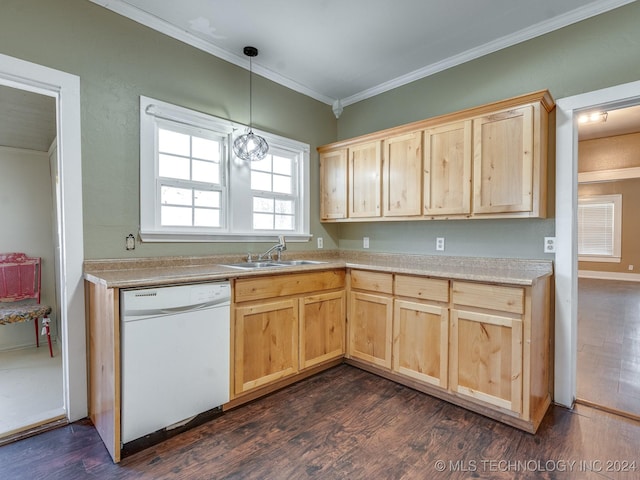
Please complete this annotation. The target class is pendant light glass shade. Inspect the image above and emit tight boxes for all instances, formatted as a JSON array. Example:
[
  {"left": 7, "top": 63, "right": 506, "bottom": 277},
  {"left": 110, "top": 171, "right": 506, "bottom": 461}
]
[
  {"left": 233, "top": 129, "right": 269, "bottom": 162},
  {"left": 233, "top": 46, "right": 268, "bottom": 162}
]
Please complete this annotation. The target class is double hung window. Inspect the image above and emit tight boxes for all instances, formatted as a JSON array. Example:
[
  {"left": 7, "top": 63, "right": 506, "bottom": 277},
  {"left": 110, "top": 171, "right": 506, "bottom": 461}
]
[{"left": 140, "top": 96, "right": 309, "bottom": 241}]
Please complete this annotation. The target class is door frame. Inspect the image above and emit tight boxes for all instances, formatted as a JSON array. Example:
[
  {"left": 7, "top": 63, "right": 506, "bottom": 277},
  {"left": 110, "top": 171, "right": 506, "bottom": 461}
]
[
  {"left": 555, "top": 79, "right": 640, "bottom": 407},
  {"left": 0, "top": 53, "right": 86, "bottom": 422}
]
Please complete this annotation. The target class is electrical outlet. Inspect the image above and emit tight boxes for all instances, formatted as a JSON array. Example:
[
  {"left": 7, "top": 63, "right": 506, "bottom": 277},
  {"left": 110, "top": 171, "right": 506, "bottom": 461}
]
[
  {"left": 544, "top": 236, "right": 556, "bottom": 253},
  {"left": 436, "top": 237, "right": 445, "bottom": 252},
  {"left": 317, "top": 237, "right": 324, "bottom": 249},
  {"left": 363, "top": 237, "right": 370, "bottom": 249},
  {"left": 629, "top": 265, "right": 634, "bottom": 271}
]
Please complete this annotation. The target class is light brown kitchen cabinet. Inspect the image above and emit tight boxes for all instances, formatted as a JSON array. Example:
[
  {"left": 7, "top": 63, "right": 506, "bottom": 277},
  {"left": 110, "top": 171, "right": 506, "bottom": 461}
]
[
  {"left": 319, "top": 148, "right": 348, "bottom": 220},
  {"left": 234, "top": 299, "right": 299, "bottom": 395},
  {"left": 423, "top": 120, "right": 472, "bottom": 216},
  {"left": 449, "top": 280, "right": 550, "bottom": 428},
  {"left": 348, "top": 270, "right": 393, "bottom": 368},
  {"left": 232, "top": 269, "right": 346, "bottom": 398},
  {"left": 383, "top": 131, "right": 422, "bottom": 217},
  {"left": 393, "top": 275, "right": 449, "bottom": 388},
  {"left": 349, "top": 140, "right": 382, "bottom": 218},
  {"left": 299, "top": 290, "right": 346, "bottom": 369},
  {"left": 450, "top": 308, "right": 523, "bottom": 413},
  {"left": 472, "top": 106, "right": 535, "bottom": 214},
  {"left": 317, "top": 90, "right": 553, "bottom": 223}
]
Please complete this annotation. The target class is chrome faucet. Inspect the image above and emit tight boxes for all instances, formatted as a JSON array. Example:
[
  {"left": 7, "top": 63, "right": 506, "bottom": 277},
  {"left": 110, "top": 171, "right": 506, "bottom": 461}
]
[{"left": 258, "top": 235, "right": 287, "bottom": 261}]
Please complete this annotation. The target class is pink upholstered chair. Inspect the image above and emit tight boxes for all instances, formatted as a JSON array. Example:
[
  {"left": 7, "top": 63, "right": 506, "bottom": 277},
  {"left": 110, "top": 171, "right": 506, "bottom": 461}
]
[{"left": 0, "top": 253, "right": 53, "bottom": 357}]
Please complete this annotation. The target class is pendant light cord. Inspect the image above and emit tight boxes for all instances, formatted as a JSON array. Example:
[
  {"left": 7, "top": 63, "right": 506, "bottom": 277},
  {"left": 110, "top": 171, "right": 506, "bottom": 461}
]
[{"left": 249, "top": 54, "right": 253, "bottom": 131}]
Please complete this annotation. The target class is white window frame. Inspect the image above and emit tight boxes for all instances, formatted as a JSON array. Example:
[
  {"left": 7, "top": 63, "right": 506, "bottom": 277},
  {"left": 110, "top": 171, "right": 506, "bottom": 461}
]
[
  {"left": 577, "top": 194, "right": 622, "bottom": 263},
  {"left": 140, "top": 96, "right": 310, "bottom": 242}
]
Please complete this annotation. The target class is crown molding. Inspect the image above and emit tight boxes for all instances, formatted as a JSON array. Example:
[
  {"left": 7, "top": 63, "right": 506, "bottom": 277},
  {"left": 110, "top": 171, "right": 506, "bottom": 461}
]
[
  {"left": 340, "top": 0, "right": 637, "bottom": 107},
  {"left": 91, "top": 0, "right": 635, "bottom": 108}
]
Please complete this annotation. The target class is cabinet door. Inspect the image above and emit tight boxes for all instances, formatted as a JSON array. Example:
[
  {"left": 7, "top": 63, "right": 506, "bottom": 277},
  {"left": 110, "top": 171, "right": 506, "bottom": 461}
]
[
  {"left": 319, "top": 149, "right": 348, "bottom": 220},
  {"left": 450, "top": 309, "right": 523, "bottom": 414},
  {"left": 383, "top": 132, "right": 422, "bottom": 216},
  {"left": 300, "top": 291, "right": 346, "bottom": 369},
  {"left": 472, "top": 106, "right": 534, "bottom": 214},
  {"left": 349, "top": 141, "right": 382, "bottom": 218},
  {"left": 348, "top": 291, "right": 392, "bottom": 368},
  {"left": 393, "top": 299, "right": 448, "bottom": 388},
  {"left": 234, "top": 299, "right": 298, "bottom": 395},
  {"left": 424, "top": 121, "right": 472, "bottom": 216}
]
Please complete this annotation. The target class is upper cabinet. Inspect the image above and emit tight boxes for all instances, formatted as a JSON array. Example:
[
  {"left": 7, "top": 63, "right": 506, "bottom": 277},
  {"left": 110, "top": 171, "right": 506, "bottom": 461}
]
[
  {"left": 318, "top": 90, "right": 553, "bottom": 223},
  {"left": 472, "top": 106, "right": 534, "bottom": 215},
  {"left": 383, "top": 131, "right": 423, "bottom": 217},
  {"left": 319, "top": 148, "right": 348, "bottom": 220},
  {"left": 349, "top": 140, "right": 382, "bottom": 218},
  {"left": 424, "top": 120, "right": 472, "bottom": 216}
]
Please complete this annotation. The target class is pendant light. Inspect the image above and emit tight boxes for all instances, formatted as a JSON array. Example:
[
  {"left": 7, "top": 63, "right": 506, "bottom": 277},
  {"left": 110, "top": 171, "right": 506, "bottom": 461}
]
[{"left": 233, "top": 46, "right": 269, "bottom": 162}]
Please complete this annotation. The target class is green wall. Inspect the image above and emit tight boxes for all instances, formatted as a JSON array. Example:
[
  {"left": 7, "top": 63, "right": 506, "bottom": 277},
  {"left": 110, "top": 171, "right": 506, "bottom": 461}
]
[
  {"left": 336, "top": 2, "right": 640, "bottom": 258},
  {"left": 0, "top": 0, "right": 338, "bottom": 259},
  {"left": 2, "top": 1, "right": 639, "bottom": 260}
]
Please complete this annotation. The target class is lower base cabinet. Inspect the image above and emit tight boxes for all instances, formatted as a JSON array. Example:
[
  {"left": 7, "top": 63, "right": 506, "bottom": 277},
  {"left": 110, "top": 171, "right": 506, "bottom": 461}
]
[
  {"left": 234, "top": 299, "right": 299, "bottom": 394},
  {"left": 232, "top": 270, "right": 346, "bottom": 398},
  {"left": 450, "top": 309, "right": 523, "bottom": 414},
  {"left": 393, "top": 299, "right": 448, "bottom": 389},
  {"left": 300, "top": 291, "right": 346, "bottom": 369},
  {"left": 347, "top": 270, "right": 551, "bottom": 433}
]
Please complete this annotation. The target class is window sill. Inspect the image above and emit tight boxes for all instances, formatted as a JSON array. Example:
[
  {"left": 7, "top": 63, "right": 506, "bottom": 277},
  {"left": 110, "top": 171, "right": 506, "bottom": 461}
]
[{"left": 578, "top": 256, "right": 621, "bottom": 263}]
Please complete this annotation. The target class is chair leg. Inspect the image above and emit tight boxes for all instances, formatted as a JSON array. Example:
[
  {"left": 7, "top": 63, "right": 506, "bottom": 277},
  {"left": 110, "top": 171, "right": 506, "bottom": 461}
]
[
  {"left": 34, "top": 317, "right": 40, "bottom": 348},
  {"left": 43, "top": 317, "right": 53, "bottom": 358}
]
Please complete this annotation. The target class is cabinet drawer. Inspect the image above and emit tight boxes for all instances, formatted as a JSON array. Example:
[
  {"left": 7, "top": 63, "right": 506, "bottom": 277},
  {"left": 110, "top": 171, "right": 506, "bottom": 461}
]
[
  {"left": 395, "top": 275, "right": 449, "bottom": 302},
  {"left": 452, "top": 281, "right": 524, "bottom": 314},
  {"left": 350, "top": 270, "right": 393, "bottom": 294},
  {"left": 235, "top": 269, "right": 345, "bottom": 303}
]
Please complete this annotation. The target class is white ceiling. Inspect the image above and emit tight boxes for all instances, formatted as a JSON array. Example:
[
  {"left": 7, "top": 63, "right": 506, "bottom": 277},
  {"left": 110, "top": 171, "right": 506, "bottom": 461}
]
[
  {"left": 0, "top": 85, "right": 56, "bottom": 152},
  {"left": 2, "top": 0, "right": 640, "bottom": 152},
  {"left": 90, "top": 0, "right": 635, "bottom": 107}
]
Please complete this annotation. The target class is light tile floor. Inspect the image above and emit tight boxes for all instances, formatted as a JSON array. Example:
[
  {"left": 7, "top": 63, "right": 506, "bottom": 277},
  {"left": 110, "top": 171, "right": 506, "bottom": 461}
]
[
  {"left": 577, "top": 279, "right": 640, "bottom": 417},
  {"left": 0, "top": 343, "right": 64, "bottom": 438}
]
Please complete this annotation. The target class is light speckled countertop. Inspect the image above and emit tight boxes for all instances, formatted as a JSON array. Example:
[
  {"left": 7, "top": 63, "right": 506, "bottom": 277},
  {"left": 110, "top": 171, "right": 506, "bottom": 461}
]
[{"left": 84, "top": 250, "right": 552, "bottom": 289}]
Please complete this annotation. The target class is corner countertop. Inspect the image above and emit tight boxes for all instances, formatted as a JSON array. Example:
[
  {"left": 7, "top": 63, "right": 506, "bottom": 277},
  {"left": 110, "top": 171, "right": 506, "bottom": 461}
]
[{"left": 84, "top": 251, "right": 553, "bottom": 289}]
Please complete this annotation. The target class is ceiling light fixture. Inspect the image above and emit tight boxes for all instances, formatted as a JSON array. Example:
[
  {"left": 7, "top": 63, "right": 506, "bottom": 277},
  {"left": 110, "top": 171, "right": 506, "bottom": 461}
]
[
  {"left": 578, "top": 111, "right": 608, "bottom": 124},
  {"left": 233, "top": 46, "right": 269, "bottom": 162}
]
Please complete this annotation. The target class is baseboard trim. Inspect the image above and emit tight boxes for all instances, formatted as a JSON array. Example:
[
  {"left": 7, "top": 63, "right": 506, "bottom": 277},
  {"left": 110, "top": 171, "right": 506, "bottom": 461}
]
[{"left": 578, "top": 270, "right": 640, "bottom": 282}]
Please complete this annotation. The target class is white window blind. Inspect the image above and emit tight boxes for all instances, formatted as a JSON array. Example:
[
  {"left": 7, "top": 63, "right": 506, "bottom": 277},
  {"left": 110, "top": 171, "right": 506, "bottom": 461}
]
[{"left": 577, "top": 194, "right": 622, "bottom": 262}]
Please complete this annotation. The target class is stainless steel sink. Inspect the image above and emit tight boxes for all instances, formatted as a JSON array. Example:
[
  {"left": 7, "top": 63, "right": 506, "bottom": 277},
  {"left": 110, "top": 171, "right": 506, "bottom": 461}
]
[
  {"left": 221, "top": 260, "right": 326, "bottom": 270},
  {"left": 272, "top": 260, "right": 326, "bottom": 266},
  {"left": 221, "top": 261, "right": 279, "bottom": 270}
]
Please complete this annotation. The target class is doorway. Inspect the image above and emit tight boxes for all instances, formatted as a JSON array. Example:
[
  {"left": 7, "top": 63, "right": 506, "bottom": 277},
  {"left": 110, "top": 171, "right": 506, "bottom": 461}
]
[
  {"left": 575, "top": 104, "right": 640, "bottom": 418},
  {"left": 0, "top": 53, "right": 86, "bottom": 434},
  {"left": 0, "top": 86, "right": 64, "bottom": 438},
  {"left": 555, "top": 79, "right": 640, "bottom": 410}
]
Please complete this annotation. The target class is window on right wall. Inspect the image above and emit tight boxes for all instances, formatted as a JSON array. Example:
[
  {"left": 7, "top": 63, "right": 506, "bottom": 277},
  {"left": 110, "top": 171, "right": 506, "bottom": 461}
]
[{"left": 577, "top": 193, "right": 622, "bottom": 263}]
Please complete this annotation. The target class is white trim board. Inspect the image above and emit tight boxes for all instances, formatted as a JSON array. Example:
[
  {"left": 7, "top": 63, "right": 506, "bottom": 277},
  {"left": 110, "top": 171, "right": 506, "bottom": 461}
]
[
  {"left": 578, "top": 166, "right": 640, "bottom": 183},
  {"left": 0, "top": 53, "right": 86, "bottom": 423},
  {"left": 555, "top": 78, "right": 640, "bottom": 408},
  {"left": 579, "top": 270, "right": 640, "bottom": 282}
]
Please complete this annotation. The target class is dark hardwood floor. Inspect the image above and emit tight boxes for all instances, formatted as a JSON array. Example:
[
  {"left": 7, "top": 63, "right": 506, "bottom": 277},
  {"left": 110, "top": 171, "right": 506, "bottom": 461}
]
[
  {"left": 2, "top": 364, "right": 640, "bottom": 479},
  {"left": 578, "top": 279, "right": 640, "bottom": 417}
]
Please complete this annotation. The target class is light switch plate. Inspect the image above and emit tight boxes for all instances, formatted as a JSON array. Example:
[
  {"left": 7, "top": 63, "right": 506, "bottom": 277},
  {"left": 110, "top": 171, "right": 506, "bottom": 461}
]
[
  {"left": 317, "top": 237, "right": 324, "bottom": 249},
  {"left": 363, "top": 237, "right": 370, "bottom": 249}
]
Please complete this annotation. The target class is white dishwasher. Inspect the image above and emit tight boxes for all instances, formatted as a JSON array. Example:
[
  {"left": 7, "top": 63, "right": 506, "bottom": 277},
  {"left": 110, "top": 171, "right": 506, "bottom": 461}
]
[{"left": 120, "top": 281, "right": 230, "bottom": 447}]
